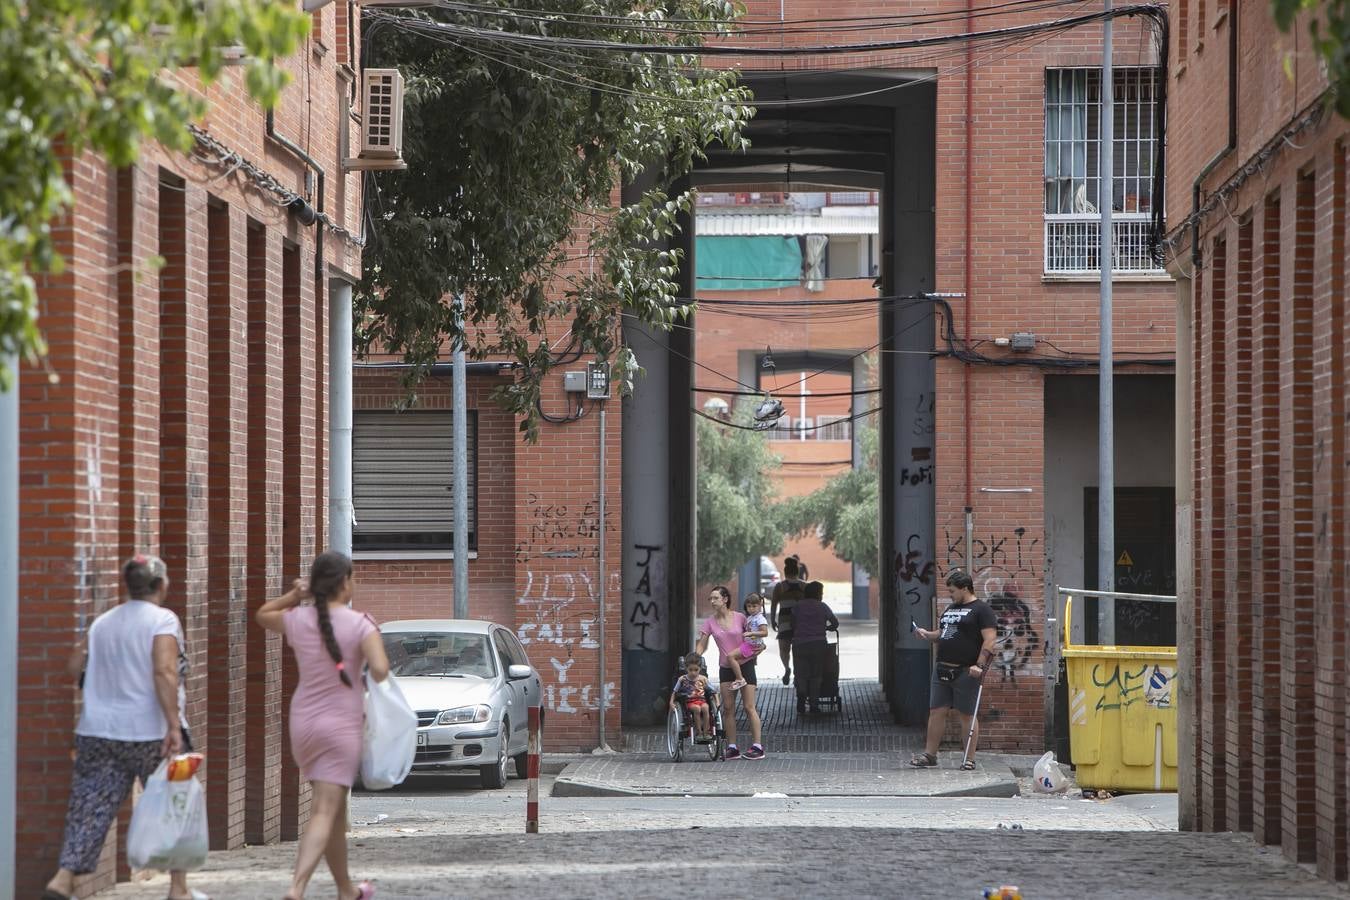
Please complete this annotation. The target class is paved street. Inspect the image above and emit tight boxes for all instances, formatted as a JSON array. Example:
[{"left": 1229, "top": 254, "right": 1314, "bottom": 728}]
[{"left": 99, "top": 775, "right": 1338, "bottom": 899}]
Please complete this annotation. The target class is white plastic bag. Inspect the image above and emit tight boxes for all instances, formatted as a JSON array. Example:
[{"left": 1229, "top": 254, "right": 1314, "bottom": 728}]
[
  {"left": 360, "top": 677, "right": 417, "bottom": 790},
  {"left": 1033, "top": 750, "right": 1068, "bottom": 793},
  {"left": 127, "top": 761, "right": 209, "bottom": 871}
]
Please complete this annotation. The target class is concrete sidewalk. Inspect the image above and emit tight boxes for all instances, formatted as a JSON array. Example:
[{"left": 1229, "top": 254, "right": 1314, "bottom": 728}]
[{"left": 553, "top": 751, "right": 1020, "bottom": 798}]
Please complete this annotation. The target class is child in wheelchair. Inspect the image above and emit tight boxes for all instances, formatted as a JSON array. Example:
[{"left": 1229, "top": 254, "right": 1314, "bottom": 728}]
[{"left": 669, "top": 653, "right": 713, "bottom": 739}]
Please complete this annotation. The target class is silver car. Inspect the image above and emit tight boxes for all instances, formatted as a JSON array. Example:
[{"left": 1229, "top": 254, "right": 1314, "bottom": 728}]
[{"left": 381, "top": 619, "right": 543, "bottom": 789}]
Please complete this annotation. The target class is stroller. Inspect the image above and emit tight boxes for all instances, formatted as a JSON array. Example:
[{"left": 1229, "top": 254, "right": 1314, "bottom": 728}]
[
  {"left": 795, "top": 624, "right": 843, "bottom": 714},
  {"left": 666, "top": 656, "right": 727, "bottom": 762}
]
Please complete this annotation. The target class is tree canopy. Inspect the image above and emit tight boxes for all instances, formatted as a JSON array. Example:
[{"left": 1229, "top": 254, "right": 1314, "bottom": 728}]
[
  {"left": 355, "top": 1, "right": 753, "bottom": 439},
  {"left": 0, "top": 0, "right": 309, "bottom": 389},
  {"left": 1271, "top": 0, "right": 1350, "bottom": 117},
  {"left": 781, "top": 420, "right": 879, "bottom": 578},
  {"left": 696, "top": 410, "right": 786, "bottom": 586}
]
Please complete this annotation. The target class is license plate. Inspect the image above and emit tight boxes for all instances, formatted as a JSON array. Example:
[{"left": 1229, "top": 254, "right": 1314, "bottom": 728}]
[{"left": 416, "top": 732, "right": 428, "bottom": 746}]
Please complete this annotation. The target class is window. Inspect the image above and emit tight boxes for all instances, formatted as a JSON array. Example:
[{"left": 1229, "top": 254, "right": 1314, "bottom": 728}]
[
  {"left": 353, "top": 409, "right": 477, "bottom": 552},
  {"left": 815, "top": 415, "right": 853, "bottom": 442},
  {"left": 1044, "top": 67, "right": 1163, "bottom": 274}
]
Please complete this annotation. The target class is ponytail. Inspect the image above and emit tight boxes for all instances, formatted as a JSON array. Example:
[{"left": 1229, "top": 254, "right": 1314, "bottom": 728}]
[
  {"left": 309, "top": 550, "right": 355, "bottom": 688},
  {"left": 314, "top": 598, "right": 352, "bottom": 688}
]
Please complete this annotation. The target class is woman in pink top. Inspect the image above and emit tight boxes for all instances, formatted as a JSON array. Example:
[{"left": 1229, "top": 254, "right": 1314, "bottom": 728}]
[
  {"left": 695, "top": 586, "right": 765, "bottom": 760},
  {"left": 257, "top": 551, "right": 390, "bottom": 900}
]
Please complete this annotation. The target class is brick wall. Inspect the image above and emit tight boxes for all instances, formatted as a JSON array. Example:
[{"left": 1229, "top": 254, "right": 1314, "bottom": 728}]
[
  {"left": 16, "top": 32, "right": 360, "bottom": 897},
  {"left": 1168, "top": 0, "right": 1350, "bottom": 878}
]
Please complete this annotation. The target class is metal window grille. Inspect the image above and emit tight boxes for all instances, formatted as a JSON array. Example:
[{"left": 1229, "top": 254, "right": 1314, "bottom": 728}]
[
  {"left": 764, "top": 414, "right": 796, "bottom": 441},
  {"left": 814, "top": 415, "right": 853, "bottom": 441},
  {"left": 825, "top": 191, "right": 877, "bottom": 206},
  {"left": 1044, "top": 67, "right": 1163, "bottom": 274},
  {"left": 352, "top": 409, "right": 477, "bottom": 551}
]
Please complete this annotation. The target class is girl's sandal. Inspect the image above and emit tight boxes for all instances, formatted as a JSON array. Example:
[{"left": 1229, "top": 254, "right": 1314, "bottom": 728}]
[{"left": 909, "top": 752, "right": 938, "bottom": 768}]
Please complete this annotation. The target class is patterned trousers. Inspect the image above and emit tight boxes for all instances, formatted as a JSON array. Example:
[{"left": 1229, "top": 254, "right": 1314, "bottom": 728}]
[{"left": 58, "top": 734, "right": 163, "bottom": 874}]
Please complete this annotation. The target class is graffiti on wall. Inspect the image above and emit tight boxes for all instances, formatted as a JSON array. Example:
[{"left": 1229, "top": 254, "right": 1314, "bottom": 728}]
[
  {"left": 624, "top": 543, "right": 667, "bottom": 652},
  {"left": 514, "top": 492, "right": 615, "bottom": 564},
  {"left": 939, "top": 524, "right": 1044, "bottom": 681}
]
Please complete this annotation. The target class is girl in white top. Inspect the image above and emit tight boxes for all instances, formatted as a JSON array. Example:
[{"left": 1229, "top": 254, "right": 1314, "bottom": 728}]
[{"left": 42, "top": 555, "right": 205, "bottom": 900}]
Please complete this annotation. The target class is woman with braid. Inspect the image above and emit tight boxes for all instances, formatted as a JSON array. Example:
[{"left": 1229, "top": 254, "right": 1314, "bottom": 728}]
[{"left": 257, "top": 550, "right": 390, "bottom": 900}]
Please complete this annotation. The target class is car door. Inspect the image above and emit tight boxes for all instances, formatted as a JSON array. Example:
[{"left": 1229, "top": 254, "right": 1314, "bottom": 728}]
[
  {"left": 493, "top": 629, "right": 528, "bottom": 753},
  {"left": 504, "top": 629, "right": 542, "bottom": 721}
]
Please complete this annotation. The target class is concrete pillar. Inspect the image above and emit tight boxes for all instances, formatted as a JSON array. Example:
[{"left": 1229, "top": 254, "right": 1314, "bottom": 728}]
[
  {"left": 1173, "top": 271, "right": 1197, "bottom": 831},
  {"left": 882, "top": 86, "right": 938, "bottom": 726}
]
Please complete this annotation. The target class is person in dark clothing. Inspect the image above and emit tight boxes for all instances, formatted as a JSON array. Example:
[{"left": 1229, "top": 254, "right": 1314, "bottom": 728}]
[
  {"left": 792, "top": 581, "right": 838, "bottom": 715},
  {"left": 910, "top": 570, "right": 997, "bottom": 770},
  {"left": 770, "top": 555, "right": 807, "bottom": 685}
]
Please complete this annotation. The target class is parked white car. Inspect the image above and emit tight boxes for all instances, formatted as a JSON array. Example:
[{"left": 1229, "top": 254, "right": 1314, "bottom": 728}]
[{"left": 380, "top": 619, "right": 542, "bottom": 789}]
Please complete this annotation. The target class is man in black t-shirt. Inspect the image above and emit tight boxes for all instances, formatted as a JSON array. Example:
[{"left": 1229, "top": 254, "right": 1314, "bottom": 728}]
[{"left": 909, "top": 570, "right": 997, "bottom": 770}]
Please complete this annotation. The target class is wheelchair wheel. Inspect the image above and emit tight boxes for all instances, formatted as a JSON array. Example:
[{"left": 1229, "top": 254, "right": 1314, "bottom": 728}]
[{"left": 666, "top": 705, "right": 683, "bottom": 762}]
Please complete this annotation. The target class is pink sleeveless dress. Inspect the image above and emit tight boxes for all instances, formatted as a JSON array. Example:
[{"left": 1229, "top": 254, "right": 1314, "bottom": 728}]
[{"left": 282, "top": 605, "right": 378, "bottom": 786}]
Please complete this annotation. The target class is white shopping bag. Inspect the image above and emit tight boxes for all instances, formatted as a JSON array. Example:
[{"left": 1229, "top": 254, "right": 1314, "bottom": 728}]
[
  {"left": 127, "top": 761, "right": 210, "bottom": 871},
  {"left": 1033, "top": 750, "right": 1069, "bottom": 793},
  {"left": 360, "top": 677, "right": 417, "bottom": 790}
]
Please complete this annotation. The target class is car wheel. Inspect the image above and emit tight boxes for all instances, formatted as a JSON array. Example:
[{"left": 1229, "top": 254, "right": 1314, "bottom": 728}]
[{"left": 479, "top": 722, "right": 509, "bottom": 789}]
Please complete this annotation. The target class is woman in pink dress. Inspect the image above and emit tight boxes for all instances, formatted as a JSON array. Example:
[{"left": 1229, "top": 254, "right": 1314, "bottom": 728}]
[
  {"left": 694, "top": 586, "right": 765, "bottom": 760},
  {"left": 257, "top": 551, "right": 390, "bottom": 900}
]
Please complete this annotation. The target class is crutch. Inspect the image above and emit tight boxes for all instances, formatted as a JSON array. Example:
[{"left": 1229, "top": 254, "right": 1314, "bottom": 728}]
[{"left": 962, "top": 666, "right": 989, "bottom": 768}]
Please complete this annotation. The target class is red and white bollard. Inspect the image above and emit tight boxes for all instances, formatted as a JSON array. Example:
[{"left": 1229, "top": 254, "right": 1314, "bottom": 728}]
[{"left": 525, "top": 705, "right": 541, "bottom": 834}]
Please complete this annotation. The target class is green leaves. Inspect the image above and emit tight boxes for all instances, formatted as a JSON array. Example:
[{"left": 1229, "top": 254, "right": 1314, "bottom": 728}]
[
  {"left": 355, "top": 0, "right": 753, "bottom": 437},
  {"left": 0, "top": 0, "right": 308, "bottom": 389},
  {"left": 1271, "top": 0, "right": 1350, "bottom": 117},
  {"left": 696, "top": 409, "right": 786, "bottom": 585}
]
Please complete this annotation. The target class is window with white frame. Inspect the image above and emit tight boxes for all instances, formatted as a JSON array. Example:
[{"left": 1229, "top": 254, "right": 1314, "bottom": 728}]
[
  {"left": 815, "top": 415, "right": 853, "bottom": 442},
  {"left": 353, "top": 409, "right": 477, "bottom": 552},
  {"left": 1044, "top": 67, "right": 1162, "bottom": 274}
]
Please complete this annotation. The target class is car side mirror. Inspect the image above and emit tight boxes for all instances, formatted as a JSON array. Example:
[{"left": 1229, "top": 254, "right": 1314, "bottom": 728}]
[{"left": 507, "top": 664, "right": 532, "bottom": 680}]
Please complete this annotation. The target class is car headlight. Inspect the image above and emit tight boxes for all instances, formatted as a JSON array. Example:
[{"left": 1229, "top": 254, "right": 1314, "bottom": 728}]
[{"left": 437, "top": 704, "right": 492, "bottom": 725}]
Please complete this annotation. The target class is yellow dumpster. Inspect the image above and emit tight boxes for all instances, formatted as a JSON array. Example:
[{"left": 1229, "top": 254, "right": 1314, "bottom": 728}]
[{"left": 1062, "top": 596, "right": 1177, "bottom": 792}]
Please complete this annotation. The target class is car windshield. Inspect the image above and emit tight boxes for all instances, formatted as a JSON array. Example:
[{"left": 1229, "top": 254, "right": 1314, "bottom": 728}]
[{"left": 383, "top": 632, "right": 496, "bottom": 679}]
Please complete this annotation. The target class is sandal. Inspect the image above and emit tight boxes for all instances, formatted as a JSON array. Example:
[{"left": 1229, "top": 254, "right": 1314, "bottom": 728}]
[
  {"left": 961, "top": 759, "right": 977, "bottom": 771},
  {"left": 909, "top": 752, "right": 938, "bottom": 768},
  {"left": 730, "top": 679, "right": 747, "bottom": 690},
  {"left": 355, "top": 881, "right": 376, "bottom": 900}
]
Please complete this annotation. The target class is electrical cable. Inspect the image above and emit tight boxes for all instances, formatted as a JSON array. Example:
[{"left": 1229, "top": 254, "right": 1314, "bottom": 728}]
[{"left": 694, "top": 403, "right": 882, "bottom": 432}]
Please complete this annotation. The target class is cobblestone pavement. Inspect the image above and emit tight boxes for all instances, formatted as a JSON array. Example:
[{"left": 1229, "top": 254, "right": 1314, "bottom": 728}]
[
  {"left": 102, "top": 818, "right": 1341, "bottom": 900},
  {"left": 554, "top": 751, "right": 1018, "bottom": 797}
]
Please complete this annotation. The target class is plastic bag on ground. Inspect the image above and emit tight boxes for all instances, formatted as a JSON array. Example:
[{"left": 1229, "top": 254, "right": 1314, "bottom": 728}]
[
  {"left": 361, "top": 676, "right": 417, "bottom": 790},
  {"left": 127, "top": 760, "right": 209, "bottom": 871},
  {"left": 1033, "top": 750, "right": 1068, "bottom": 793}
]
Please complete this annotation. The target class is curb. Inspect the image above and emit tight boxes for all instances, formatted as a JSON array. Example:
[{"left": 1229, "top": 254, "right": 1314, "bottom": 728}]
[{"left": 549, "top": 773, "right": 1020, "bottom": 800}]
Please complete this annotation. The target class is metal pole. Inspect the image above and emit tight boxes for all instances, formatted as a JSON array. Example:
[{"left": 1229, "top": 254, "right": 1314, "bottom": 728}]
[
  {"left": 0, "top": 359, "right": 18, "bottom": 895},
  {"left": 329, "top": 280, "right": 354, "bottom": 557},
  {"left": 452, "top": 296, "right": 469, "bottom": 619},
  {"left": 964, "top": 506, "right": 974, "bottom": 577},
  {"left": 1097, "top": 0, "right": 1116, "bottom": 643},
  {"left": 597, "top": 402, "right": 612, "bottom": 751}
]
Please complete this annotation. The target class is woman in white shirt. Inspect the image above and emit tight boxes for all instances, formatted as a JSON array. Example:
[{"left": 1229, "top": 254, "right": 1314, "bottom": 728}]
[{"left": 42, "top": 555, "right": 205, "bottom": 900}]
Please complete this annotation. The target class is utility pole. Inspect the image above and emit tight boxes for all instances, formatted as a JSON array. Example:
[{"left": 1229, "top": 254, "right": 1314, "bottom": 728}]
[
  {"left": 0, "top": 360, "right": 18, "bottom": 891},
  {"left": 1097, "top": 0, "right": 1117, "bottom": 643},
  {"left": 589, "top": 361, "right": 613, "bottom": 752},
  {"left": 452, "top": 295, "right": 469, "bottom": 619}
]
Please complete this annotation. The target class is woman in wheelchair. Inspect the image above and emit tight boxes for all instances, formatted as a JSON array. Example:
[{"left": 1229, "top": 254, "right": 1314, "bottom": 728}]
[{"left": 670, "top": 654, "right": 712, "bottom": 738}]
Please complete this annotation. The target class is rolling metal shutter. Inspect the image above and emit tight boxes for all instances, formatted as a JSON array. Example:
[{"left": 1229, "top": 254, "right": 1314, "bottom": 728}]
[{"left": 352, "top": 409, "right": 477, "bottom": 551}]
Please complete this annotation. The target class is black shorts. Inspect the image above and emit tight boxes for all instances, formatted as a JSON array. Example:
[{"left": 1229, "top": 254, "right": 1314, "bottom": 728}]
[
  {"left": 719, "top": 660, "right": 757, "bottom": 686},
  {"left": 777, "top": 629, "right": 795, "bottom": 643}
]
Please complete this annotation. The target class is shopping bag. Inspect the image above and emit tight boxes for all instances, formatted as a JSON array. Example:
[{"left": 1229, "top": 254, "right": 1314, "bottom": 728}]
[
  {"left": 360, "top": 677, "right": 417, "bottom": 790},
  {"left": 1033, "top": 750, "right": 1068, "bottom": 793},
  {"left": 127, "top": 760, "right": 210, "bottom": 870}
]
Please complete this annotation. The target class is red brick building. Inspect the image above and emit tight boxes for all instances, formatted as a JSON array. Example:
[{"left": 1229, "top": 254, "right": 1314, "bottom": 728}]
[
  {"left": 1164, "top": 0, "right": 1350, "bottom": 880},
  {"left": 16, "top": 7, "right": 364, "bottom": 895},
  {"left": 352, "top": 0, "right": 1177, "bottom": 752}
]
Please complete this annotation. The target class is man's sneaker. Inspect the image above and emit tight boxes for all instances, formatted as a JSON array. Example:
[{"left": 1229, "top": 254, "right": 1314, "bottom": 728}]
[
  {"left": 744, "top": 744, "right": 766, "bottom": 760},
  {"left": 724, "top": 745, "right": 741, "bottom": 760}
]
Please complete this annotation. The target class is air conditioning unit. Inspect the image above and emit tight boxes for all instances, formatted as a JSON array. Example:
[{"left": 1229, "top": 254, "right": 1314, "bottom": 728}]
[{"left": 361, "top": 68, "right": 405, "bottom": 160}]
